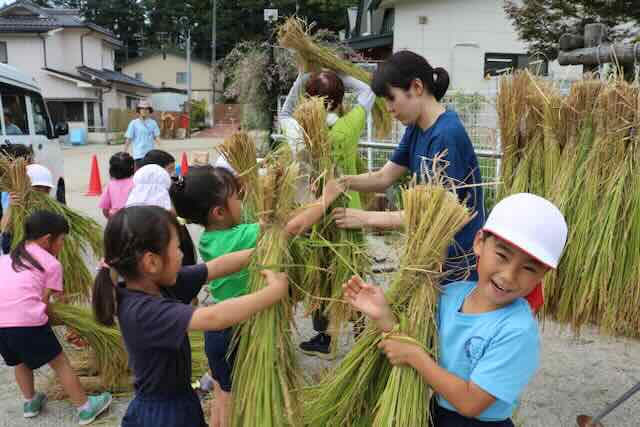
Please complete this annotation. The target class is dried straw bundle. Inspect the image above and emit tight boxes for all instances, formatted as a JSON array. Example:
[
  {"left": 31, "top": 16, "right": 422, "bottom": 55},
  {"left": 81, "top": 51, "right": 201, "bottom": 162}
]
[
  {"left": 278, "top": 17, "right": 392, "bottom": 138},
  {"left": 304, "top": 183, "right": 472, "bottom": 427},
  {"left": 231, "top": 160, "right": 304, "bottom": 427},
  {"left": 0, "top": 156, "right": 103, "bottom": 302},
  {"left": 49, "top": 303, "right": 128, "bottom": 388}
]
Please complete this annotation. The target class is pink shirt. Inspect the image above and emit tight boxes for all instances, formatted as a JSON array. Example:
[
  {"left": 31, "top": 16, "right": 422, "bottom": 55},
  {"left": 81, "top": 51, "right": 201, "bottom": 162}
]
[
  {"left": 99, "top": 177, "right": 134, "bottom": 217},
  {"left": 0, "top": 244, "right": 63, "bottom": 327}
]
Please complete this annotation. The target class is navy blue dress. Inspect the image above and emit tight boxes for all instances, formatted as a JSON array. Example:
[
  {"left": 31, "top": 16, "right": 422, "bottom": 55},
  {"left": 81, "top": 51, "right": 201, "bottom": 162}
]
[{"left": 118, "top": 265, "right": 208, "bottom": 427}]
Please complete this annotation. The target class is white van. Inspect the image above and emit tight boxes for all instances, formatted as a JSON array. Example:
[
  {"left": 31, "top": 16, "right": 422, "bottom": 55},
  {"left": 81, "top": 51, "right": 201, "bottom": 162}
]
[{"left": 0, "top": 63, "right": 68, "bottom": 202}]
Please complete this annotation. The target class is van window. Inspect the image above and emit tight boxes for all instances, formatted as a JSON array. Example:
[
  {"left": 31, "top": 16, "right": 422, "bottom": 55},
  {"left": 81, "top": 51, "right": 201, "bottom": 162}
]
[
  {"left": 32, "top": 96, "right": 51, "bottom": 136},
  {"left": 2, "top": 94, "right": 29, "bottom": 135}
]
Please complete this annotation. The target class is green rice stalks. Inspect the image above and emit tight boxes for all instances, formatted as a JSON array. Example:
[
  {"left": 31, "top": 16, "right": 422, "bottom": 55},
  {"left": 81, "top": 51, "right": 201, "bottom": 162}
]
[{"left": 49, "top": 303, "right": 128, "bottom": 389}]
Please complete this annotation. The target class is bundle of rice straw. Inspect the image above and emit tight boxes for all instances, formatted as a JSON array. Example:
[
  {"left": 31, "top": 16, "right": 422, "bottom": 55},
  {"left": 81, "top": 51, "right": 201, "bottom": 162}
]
[
  {"left": 304, "top": 180, "right": 472, "bottom": 427},
  {"left": 217, "top": 132, "right": 261, "bottom": 221},
  {"left": 231, "top": 160, "right": 304, "bottom": 427},
  {"left": 49, "top": 303, "right": 129, "bottom": 389},
  {"left": 278, "top": 16, "right": 392, "bottom": 138},
  {"left": 293, "top": 96, "right": 371, "bottom": 352},
  {"left": 0, "top": 156, "right": 103, "bottom": 302}
]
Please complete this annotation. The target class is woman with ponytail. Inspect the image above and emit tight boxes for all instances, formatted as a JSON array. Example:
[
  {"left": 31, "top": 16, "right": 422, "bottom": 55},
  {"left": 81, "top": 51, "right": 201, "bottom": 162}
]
[{"left": 332, "top": 50, "right": 485, "bottom": 284}]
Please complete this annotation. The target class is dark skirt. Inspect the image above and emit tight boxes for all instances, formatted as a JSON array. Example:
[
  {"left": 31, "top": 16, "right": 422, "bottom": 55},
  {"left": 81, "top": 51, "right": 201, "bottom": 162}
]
[
  {"left": 431, "top": 398, "right": 514, "bottom": 427},
  {"left": 121, "top": 390, "right": 206, "bottom": 427}
]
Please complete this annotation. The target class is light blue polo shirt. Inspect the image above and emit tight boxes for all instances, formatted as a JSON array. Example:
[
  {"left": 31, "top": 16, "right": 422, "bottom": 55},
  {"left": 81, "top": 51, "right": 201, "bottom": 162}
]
[
  {"left": 436, "top": 281, "right": 539, "bottom": 421},
  {"left": 125, "top": 118, "right": 160, "bottom": 160}
]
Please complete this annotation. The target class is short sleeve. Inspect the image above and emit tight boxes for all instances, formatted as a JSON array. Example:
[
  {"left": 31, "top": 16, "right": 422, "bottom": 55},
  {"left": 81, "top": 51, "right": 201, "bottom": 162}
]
[
  {"left": 125, "top": 121, "right": 135, "bottom": 139},
  {"left": 470, "top": 326, "right": 539, "bottom": 405},
  {"left": 153, "top": 121, "right": 160, "bottom": 137},
  {"left": 171, "top": 264, "right": 209, "bottom": 304},
  {"left": 390, "top": 127, "right": 413, "bottom": 168},
  {"left": 44, "top": 261, "right": 63, "bottom": 292},
  {"left": 98, "top": 184, "right": 111, "bottom": 210},
  {"left": 135, "top": 298, "right": 195, "bottom": 351}
]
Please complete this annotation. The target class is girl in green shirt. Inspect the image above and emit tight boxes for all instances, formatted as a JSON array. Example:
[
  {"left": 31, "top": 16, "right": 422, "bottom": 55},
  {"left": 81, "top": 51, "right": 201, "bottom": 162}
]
[{"left": 170, "top": 165, "right": 341, "bottom": 427}]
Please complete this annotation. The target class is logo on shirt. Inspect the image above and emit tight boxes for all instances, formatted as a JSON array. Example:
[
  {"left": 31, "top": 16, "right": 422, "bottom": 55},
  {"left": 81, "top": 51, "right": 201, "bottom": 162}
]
[{"left": 464, "top": 336, "right": 486, "bottom": 369}]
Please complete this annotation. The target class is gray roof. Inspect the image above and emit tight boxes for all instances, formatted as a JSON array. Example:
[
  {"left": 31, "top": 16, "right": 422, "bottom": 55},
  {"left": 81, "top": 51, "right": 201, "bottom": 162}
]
[
  {"left": 0, "top": 0, "right": 122, "bottom": 46},
  {"left": 77, "top": 66, "right": 155, "bottom": 90}
]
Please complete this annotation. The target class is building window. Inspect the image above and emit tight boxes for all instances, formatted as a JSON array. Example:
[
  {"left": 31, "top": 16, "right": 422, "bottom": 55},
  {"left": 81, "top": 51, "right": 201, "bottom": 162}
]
[
  {"left": 381, "top": 9, "right": 394, "bottom": 34},
  {"left": 126, "top": 97, "right": 139, "bottom": 110},
  {"left": 0, "top": 42, "right": 7, "bottom": 64},
  {"left": 135, "top": 72, "right": 143, "bottom": 81},
  {"left": 87, "top": 102, "right": 96, "bottom": 128},
  {"left": 484, "top": 53, "right": 548, "bottom": 77},
  {"left": 176, "top": 72, "right": 187, "bottom": 84},
  {"left": 47, "top": 101, "right": 85, "bottom": 123}
]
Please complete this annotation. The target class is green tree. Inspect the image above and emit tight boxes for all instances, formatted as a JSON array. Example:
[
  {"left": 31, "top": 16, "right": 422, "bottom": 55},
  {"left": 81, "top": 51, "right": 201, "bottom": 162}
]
[{"left": 504, "top": 0, "right": 640, "bottom": 60}]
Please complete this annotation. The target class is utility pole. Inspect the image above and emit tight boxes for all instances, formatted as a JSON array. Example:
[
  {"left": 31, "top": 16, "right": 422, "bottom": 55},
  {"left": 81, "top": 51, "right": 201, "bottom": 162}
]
[
  {"left": 211, "top": 0, "right": 216, "bottom": 128},
  {"left": 187, "top": 28, "right": 192, "bottom": 138}
]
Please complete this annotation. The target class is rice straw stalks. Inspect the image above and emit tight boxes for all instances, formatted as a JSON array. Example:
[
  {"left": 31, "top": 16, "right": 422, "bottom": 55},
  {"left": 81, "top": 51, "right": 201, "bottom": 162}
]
[
  {"left": 217, "top": 131, "right": 261, "bottom": 220},
  {"left": 49, "top": 303, "right": 129, "bottom": 388},
  {"left": 0, "top": 156, "right": 103, "bottom": 302},
  {"left": 278, "top": 16, "right": 392, "bottom": 138},
  {"left": 231, "top": 159, "right": 304, "bottom": 427},
  {"left": 304, "top": 181, "right": 472, "bottom": 426}
]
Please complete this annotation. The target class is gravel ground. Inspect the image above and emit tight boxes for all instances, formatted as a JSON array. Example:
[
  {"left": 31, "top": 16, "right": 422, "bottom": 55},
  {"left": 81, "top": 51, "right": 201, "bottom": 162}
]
[{"left": 1, "top": 141, "right": 639, "bottom": 426}]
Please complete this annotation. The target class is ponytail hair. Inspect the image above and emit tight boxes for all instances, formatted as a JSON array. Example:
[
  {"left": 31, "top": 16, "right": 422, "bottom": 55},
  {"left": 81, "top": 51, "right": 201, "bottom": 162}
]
[
  {"left": 92, "top": 206, "right": 179, "bottom": 326},
  {"left": 372, "top": 50, "right": 450, "bottom": 101},
  {"left": 11, "top": 210, "right": 69, "bottom": 273},
  {"left": 170, "top": 165, "right": 239, "bottom": 226}
]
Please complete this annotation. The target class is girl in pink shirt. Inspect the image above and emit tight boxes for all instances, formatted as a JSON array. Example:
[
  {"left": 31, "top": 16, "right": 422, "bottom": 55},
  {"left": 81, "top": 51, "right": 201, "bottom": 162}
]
[
  {"left": 99, "top": 152, "right": 135, "bottom": 219},
  {"left": 0, "top": 211, "right": 112, "bottom": 424}
]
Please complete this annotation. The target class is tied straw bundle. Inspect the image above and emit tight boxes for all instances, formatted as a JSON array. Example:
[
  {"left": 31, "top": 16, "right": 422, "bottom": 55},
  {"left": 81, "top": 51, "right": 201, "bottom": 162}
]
[
  {"left": 278, "top": 16, "right": 392, "bottom": 138},
  {"left": 231, "top": 153, "right": 304, "bottom": 427},
  {"left": 293, "top": 96, "right": 371, "bottom": 352},
  {"left": 0, "top": 156, "right": 103, "bottom": 302},
  {"left": 304, "top": 178, "right": 472, "bottom": 427},
  {"left": 49, "top": 303, "right": 129, "bottom": 389}
]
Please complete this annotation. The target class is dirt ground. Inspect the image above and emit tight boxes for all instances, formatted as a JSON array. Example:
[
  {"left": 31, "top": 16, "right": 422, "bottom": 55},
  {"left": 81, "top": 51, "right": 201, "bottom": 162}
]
[{"left": 1, "top": 139, "right": 639, "bottom": 426}]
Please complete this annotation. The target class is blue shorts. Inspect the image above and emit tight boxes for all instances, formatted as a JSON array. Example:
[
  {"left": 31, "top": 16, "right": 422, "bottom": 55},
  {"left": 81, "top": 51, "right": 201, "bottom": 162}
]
[
  {"left": 204, "top": 328, "right": 235, "bottom": 392},
  {"left": 121, "top": 391, "right": 206, "bottom": 427},
  {"left": 430, "top": 398, "right": 514, "bottom": 427},
  {"left": 0, "top": 323, "right": 62, "bottom": 369}
]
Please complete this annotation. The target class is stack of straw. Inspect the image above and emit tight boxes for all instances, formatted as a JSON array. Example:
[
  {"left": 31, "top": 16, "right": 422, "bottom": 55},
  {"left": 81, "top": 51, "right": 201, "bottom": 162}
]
[
  {"left": 0, "top": 156, "right": 103, "bottom": 302},
  {"left": 49, "top": 303, "right": 129, "bottom": 389},
  {"left": 497, "top": 72, "right": 640, "bottom": 336},
  {"left": 278, "top": 16, "right": 392, "bottom": 138},
  {"left": 227, "top": 145, "right": 304, "bottom": 426},
  {"left": 304, "top": 182, "right": 472, "bottom": 426},
  {"left": 293, "top": 96, "right": 371, "bottom": 351}
]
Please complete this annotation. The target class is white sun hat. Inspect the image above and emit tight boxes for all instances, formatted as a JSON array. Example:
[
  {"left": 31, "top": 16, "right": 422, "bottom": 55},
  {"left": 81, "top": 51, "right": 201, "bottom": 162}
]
[
  {"left": 483, "top": 193, "right": 568, "bottom": 269},
  {"left": 26, "top": 164, "right": 54, "bottom": 189}
]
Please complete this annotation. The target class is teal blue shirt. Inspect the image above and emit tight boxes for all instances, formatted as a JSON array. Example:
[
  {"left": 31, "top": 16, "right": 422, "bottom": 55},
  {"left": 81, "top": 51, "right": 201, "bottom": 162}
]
[
  {"left": 125, "top": 118, "right": 160, "bottom": 160},
  {"left": 436, "top": 281, "right": 539, "bottom": 421}
]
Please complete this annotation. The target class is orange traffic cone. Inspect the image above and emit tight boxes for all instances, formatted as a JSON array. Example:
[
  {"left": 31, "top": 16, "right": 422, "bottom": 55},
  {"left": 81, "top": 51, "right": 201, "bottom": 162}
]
[
  {"left": 86, "top": 154, "right": 102, "bottom": 196},
  {"left": 180, "top": 152, "right": 189, "bottom": 176}
]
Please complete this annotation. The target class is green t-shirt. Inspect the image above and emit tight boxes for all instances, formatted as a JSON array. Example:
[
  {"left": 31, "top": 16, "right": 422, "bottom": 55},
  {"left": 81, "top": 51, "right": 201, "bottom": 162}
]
[
  {"left": 329, "top": 105, "right": 366, "bottom": 209},
  {"left": 198, "top": 223, "right": 260, "bottom": 302}
]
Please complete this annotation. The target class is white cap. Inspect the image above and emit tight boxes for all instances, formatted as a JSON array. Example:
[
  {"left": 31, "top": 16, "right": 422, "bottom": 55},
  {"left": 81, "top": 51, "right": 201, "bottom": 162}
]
[
  {"left": 483, "top": 193, "right": 568, "bottom": 269},
  {"left": 26, "top": 164, "right": 54, "bottom": 189}
]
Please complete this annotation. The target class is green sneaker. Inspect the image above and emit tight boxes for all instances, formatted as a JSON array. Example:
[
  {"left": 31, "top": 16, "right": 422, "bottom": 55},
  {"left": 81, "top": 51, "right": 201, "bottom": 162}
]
[
  {"left": 23, "top": 392, "right": 47, "bottom": 418},
  {"left": 78, "top": 392, "right": 112, "bottom": 425}
]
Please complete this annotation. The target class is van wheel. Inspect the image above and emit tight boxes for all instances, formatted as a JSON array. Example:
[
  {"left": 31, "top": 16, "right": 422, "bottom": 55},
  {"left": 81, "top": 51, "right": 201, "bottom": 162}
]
[{"left": 56, "top": 178, "right": 66, "bottom": 205}]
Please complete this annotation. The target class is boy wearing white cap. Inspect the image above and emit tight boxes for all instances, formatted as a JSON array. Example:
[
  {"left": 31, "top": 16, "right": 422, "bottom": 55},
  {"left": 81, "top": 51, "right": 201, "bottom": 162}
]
[{"left": 344, "top": 193, "right": 568, "bottom": 427}]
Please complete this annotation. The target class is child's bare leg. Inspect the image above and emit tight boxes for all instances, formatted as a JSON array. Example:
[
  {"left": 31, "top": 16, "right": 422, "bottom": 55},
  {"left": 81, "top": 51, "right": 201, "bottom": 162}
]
[
  {"left": 48, "top": 352, "right": 87, "bottom": 407},
  {"left": 14, "top": 364, "right": 35, "bottom": 400},
  {"left": 217, "top": 390, "right": 232, "bottom": 427},
  {"left": 209, "top": 380, "right": 221, "bottom": 427}
]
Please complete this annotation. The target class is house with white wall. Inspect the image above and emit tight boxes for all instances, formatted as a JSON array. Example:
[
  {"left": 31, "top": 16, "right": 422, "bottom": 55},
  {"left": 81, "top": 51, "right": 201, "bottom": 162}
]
[
  {"left": 377, "top": 0, "right": 582, "bottom": 95},
  {"left": 122, "top": 50, "right": 218, "bottom": 116},
  {"left": 0, "top": 0, "right": 154, "bottom": 141}
]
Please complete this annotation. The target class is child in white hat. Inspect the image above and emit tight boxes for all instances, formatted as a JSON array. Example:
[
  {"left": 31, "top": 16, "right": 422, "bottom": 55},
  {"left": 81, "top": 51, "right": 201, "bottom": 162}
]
[{"left": 343, "top": 193, "right": 568, "bottom": 427}]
